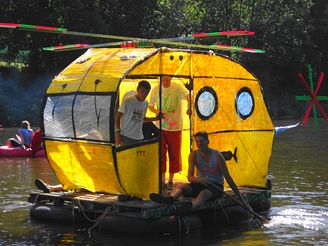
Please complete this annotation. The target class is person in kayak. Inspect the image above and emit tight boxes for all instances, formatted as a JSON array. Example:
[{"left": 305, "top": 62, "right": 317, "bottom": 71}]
[{"left": 6, "top": 120, "right": 33, "bottom": 148}]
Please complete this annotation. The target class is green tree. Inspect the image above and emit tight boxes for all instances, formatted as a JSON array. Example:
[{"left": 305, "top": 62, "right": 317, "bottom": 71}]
[
  {"left": 142, "top": 0, "right": 205, "bottom": 38},
  {"left": 307, "top": 0, "right": 328, "bottom": 71},
  {"left": 0, "top": 0, "right": 156, "bottom": 73}
]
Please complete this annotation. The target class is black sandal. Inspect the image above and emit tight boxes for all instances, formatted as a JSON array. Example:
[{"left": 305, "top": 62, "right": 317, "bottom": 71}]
[
  {"left": 149, "top": 193, "right": 175, "bottom": 204},
  {"left": 35, "top": 179, "right": 50, "bottom": 193}
]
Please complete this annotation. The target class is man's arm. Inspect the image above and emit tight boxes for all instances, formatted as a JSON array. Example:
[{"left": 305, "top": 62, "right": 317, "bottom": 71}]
[
  {"left": 179, "top": 83, "right": 191, "bottom": 116},
  {"left": 145, "top": 103, "right": 161, "bottom": 122},
  {"left": 187, "top": 151, "right": 197, "bottom": 182},
  {"left": 216, "top": 151, "right": 251, "bottom": 209},
  {"left": 186, "top": 95, "right": 191, "bottom": 116},
  {"left": 115, "top": 112, "right": 123, "bottom": 145},
  {"left": 148, "top": 87, "right": 159, "bottom": 114},
  {"left": 144, "top": 116, "right": 160, "bottom": 122},
  {"left": 149, "top": 105, "right": 159, "bottom": 114}
]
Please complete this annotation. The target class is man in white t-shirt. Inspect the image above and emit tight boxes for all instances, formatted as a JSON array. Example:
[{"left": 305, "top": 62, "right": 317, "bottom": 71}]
[
  {"left": 149, "top": 76, "right": 190, "bottom": 188},
  {"left": 115, "top": 80, "right": 160, "bottom": 146}
]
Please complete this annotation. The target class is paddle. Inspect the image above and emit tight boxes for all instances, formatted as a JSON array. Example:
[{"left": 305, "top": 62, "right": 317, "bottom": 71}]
[{"left": 207, "top": 181, "right": 270, "bottom": 223}]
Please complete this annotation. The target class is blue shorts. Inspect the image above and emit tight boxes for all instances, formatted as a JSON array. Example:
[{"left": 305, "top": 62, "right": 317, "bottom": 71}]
[{"left": 189, "top": 182, "right": 223, "bottom": 200}]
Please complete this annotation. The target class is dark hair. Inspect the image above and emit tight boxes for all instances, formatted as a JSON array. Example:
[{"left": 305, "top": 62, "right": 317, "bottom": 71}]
[
  {"left": 137, "top": 80, "right": 151, "bottom": 90},
  {"left": 194, "top": 131, "right": 209, "bottom": 141}
]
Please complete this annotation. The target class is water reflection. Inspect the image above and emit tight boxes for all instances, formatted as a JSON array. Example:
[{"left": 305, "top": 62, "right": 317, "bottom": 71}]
[
  {"left": 269, "top": 206, "right": 328, "bottom": 230},
  {"left": 265, "top": 206, "right": 328, "bottom": 245}
]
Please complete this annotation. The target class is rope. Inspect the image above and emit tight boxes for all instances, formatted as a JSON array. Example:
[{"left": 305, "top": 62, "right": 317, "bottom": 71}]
[
  {"left": 177, "top": 215, "right": 190, "bottom": 234},
  {"left": 87, "top": 206, "right": 111, "bottom": 237},
  {"left": 219, "top": 199, "right": 230, "bottom": 223},
  {"left": 71, "top": 203, "right": 76, "bottom": 225},
  {"left": 242, "top": 193, "right": 252, "bottom": 220},
  {"left": 72, "top": 198, "right": 115, "bottom": 236},
  {"left": 209, "top": 181, "right": 269, "bottom": 223},
  {"left": 74, "top": 198, "right": 113, "bottom": 224},
  {"left": 182, "top": 217, "right": 190, "bottom": 234},
  {"left": 74, "top": 198, "right": 98, "bottom": 223},
  {"left": 213, "top": 206, "right": 217, "bottom": 225},
  {"left": 177, "top": 215, "right": 181, "bottom": 234},
  {"left": 33, "top": 193, "right": 40, "bottom": 204}
]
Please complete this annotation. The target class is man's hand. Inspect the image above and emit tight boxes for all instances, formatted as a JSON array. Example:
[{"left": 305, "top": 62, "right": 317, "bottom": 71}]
[{"left": 155, "top": 112, "right": 163, "bottom": 120}]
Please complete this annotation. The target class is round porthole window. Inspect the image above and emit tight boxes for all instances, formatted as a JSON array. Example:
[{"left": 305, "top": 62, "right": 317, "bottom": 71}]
[
  {"left": 235, "top": 87, "right": 254, "bottom": 119},
  {"left": 195, "top": 86, "right": 218, "bottom": 120}
]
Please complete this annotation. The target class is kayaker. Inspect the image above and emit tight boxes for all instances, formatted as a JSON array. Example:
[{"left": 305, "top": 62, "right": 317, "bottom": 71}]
[{"left": 6, "top": 120, "right": 33, "bottom": 148}]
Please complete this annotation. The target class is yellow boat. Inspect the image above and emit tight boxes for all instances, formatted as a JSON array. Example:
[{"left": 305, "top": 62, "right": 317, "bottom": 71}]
[{"left": 28, "top": 47, "right": 273, "bottom": 233}]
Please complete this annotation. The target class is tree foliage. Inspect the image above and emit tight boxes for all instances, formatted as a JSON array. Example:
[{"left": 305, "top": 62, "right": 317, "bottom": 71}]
[{"left": 0, "top": 0, "right": 325, "bottom": 73}]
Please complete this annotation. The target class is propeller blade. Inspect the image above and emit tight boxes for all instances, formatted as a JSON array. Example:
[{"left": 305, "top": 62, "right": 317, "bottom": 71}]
[
  {"left": 212, "top": 44, "right": 265, "bottom": 53},
  {"left": 1, "top": 22, "right": 265, "bottom": 53},
  {"left": 42, "top": 43, "right": 89, "bottom": 52},
  {"left": 42, "top": 42, "right": 124, "bottom": 52},
  {"left": 43, "top": 40, "right": 266, "bottom": 54},
  {"left": 0, "top": 22, "right": 136, "bottom": 40},
  {"left": 155, "top": 30, "right": 255, "bottom": 42},
  {"left": 42, "top": 40, "right": 155, "bottom": 52},
  {"left": 150, "top": 39, "right": 266, "bottom": 53},
  {"left": 0, "top": 22, "right": 67, "bottom": 33},
  {"left": 188, "top": 30, "right": 255, "bottom": 38},
  {"left": 0, "top": 23, "right": 20, "bottom": 28}
]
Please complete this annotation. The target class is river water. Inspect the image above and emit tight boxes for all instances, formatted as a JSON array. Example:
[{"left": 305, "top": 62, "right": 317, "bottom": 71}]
[{"left": 0, "top": 120, "right": 327, "bottom": 245}]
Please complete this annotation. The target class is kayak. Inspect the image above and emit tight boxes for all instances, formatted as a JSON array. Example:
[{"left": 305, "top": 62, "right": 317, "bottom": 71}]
[{"left": 0, "top": 146, "right": 45, "bottom": 157}]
